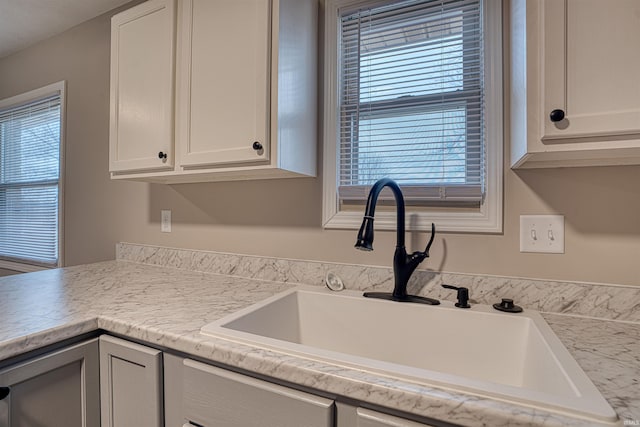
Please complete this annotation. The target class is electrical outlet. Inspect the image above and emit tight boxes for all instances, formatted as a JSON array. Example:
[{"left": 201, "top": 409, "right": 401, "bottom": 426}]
[
  {"left": 520, "top": 215, "right": 564, "bottom": 254},
  {"left": 161, "top": 210, "right": 171, "bottom": 233}
]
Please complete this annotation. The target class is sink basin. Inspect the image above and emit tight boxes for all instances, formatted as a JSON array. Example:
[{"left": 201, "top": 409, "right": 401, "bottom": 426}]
[{"left": 201, "top": 286, "right": 618, "bottom": 425}]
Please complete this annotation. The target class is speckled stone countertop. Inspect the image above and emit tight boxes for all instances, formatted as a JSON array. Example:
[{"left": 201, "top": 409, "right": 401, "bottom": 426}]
[{"left": 0, "top": 258, "right": 638, "bottom": 427}]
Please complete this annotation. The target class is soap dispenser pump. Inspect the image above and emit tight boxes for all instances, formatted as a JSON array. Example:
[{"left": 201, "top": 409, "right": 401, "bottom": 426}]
[{"left": 441, "top": 284, "right": 471, "bottom": 308}]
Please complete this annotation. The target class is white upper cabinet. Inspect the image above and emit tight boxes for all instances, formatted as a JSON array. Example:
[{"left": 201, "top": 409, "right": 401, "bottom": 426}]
[
  {"left": 178, "top": 0, "right": 270, "bottom": 168},
  {"left": 510, "top": 0, "right": 640, "bottom": 168},
  {"left": 109, "top": 0, "right": 176, "bottom": 173},
  {"left": 109, "top": 0, "right": 318, "bottom": 183}
]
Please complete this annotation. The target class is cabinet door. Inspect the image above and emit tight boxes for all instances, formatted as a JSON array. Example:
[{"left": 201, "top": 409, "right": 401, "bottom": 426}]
[
  {"left": 177, "top": 0, "right": 271, "bottom": 168},
  {"left": 110, "top": 0, "right": 176, "bottom": 173},
  {"left": 0, "top": 339, "right": 100, "bottom": 427},
  {"left": 183, "top": 358, "right": 333, "bottom": 427},
  {"left": 99, "top": 335, "right": 163, "bottom": 427},
  {"left": 542, "top": 0, "right": 640, "bottom": 141}
]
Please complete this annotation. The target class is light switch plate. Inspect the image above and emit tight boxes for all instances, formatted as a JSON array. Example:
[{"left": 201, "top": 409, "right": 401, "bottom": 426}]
[
  {"left": 520, "top": 215, "right": 564, "bottom": 254},
  {"left": 161, "top": 210, "right": 171, "bottom": 233}
]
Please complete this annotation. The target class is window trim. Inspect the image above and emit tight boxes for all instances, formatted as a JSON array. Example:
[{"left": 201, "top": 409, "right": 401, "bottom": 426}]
[
  {"left": 0, "top": 81, "right": 66, "bottom": 271},
  {"left": 323, "top": 0, "right": 503, "bottom": 233}
]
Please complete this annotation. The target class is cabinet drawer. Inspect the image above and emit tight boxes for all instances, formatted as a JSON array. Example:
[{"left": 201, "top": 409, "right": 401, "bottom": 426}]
[
  {"left": 357, "top": 408, "right": 437, "bottom": 427},
  {"left": 183, "top": 359, "right": 333, "bottom": 427},
  {"left": 336, "top": 403, "right": 437, "bottom": 427}
]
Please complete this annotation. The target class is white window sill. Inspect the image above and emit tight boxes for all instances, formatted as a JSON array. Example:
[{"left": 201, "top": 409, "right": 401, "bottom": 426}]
[{"left": 323, "top": 208, "right": 502, "bottom": 234}]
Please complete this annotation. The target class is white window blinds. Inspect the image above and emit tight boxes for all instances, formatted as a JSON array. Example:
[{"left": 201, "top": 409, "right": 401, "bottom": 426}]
[
  {"left": 0, "top": 94, "right": 61, "bottom": 267},
  {"left": 338, "top": 0, "right": 484, "bottom": 203}
]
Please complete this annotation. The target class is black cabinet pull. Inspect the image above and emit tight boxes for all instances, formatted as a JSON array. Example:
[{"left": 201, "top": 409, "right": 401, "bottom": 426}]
[
  {"left": 549, "top": 109, "right": 565, "bottom": 122},
  {"left": 252, "top": 141, "right": 263, "bottom": 151},
  {"left": 158, "top": 151, "right": 167, "bottom": 160},
  {"left": 0, "top": 386, "right": 10, "bottom": 400}
]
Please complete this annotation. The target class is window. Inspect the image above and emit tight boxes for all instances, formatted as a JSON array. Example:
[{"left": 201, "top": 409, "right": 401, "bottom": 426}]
[
  {"left": 0, "top": 82, "right": 65, "bottom": 270},
  {"left": 323, "top": 0, "right": 502, "bottom": 233}
]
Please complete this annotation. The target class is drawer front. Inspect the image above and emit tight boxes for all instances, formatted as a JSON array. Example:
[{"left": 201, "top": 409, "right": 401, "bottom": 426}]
[
  {"left": 183, "top": 359, "right": 333, "bottom": 427},
  {"left": 357, "top": 408, "right": 437, "bottom": 427}
]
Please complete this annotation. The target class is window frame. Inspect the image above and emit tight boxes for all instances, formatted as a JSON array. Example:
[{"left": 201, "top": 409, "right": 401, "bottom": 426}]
[
  {"left": 0, "top": 81, "right": 66, "bottom": 272},
  {"left": 323, "top": 0, "right": 503, "bottom": 233}
]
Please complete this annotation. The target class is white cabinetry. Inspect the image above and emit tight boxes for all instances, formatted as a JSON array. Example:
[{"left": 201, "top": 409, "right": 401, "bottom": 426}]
[
  {"left": 181, "top": 358, "right": 333, "bottom": 426},
  {"left": 336, "top": 403, "right": 439, "bottom": 427},
  {"left": 0, "top": 339, "right": 100, "bottom": 427},
  {"left": 354, "top": 408, "right": 437, "bottom": 427},
  {"left": 99, "top": 335, "right": 164, "bottom": 427},
  {"left": 110, "top": 0, "right": 318, "bottom": 183},
  {"left": 109, "top": 0, "right": 176, "bottom": 173},
  {"left": 164, "top": 355, "right": 438, "bottom": 427},
  {"left": 0, "top": 335, "right": 440, "bottom": 427},
  {"left": 177, "top": 0, "right": 270, "bottom": 168},
  {"left": 163, "top": 353, "right": 185, "bottom": 427},
  {"left": 510, "top": 0, "right": 640, "bottom": 168}
]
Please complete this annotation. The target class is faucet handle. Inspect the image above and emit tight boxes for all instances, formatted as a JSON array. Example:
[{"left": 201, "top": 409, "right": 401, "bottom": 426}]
[
  {"left": 442, "top": 284, "right": 471, "bottom": 308},
  {"left": 423, "top": 223, "right": 436, "bottom": 256},
  {"left": 409, "top": 222, "right": 436, "bottom": 262}
]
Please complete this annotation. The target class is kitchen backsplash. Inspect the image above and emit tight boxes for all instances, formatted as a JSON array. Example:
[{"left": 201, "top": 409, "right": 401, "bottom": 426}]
[{"left": 117, "top": 243, "right": 640, "bottom": 324}]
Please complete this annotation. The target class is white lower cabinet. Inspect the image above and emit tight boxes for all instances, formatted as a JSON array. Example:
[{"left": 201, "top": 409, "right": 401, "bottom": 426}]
[
  {"left": 0, "top": 335, "right": 441, "bottom": 427},
  {"left": 99, "top": 335, "right": 164, "bottom": 427},
  {"left": 336, "top": 403, "right": 440, "bottom": 427},
  {"left": 0, "top": 339, "right": 100, "bottom": 427},
  {"left": 355, "top": 410, "right": 437, "bottom": 427},
  {"left": 181, "top": 358, "right": 334, "bottom": 427},
  {"left": 164, "top": 354, "right": 440, "bottom": 427}
]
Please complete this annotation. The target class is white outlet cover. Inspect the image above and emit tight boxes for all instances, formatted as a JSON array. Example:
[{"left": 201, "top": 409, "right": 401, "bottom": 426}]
[
  {"left": 161, "top": 210, "right": 171, "bottom": 233},
  {"left": 520, "top": 215, "right": 564, "bottom": 254}
]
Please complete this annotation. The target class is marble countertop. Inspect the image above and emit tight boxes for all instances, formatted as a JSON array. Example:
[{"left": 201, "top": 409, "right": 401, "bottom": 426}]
[{"left": 0, "top": 260, "right": 637, "bottom": 427}]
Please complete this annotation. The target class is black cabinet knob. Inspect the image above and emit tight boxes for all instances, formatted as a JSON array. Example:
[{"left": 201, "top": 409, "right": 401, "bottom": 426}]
[
  {"left": 0, "top": 386, "right": 10, "bottom": 400},
  {"left": 158, "top": 151, "right": 167, "bottom": 160},
  {"left": 252, "top": 141, "right": 263, "bottom": 151},
  {"left": 549, "top": 109, "right": 565, "bottom": 122}
]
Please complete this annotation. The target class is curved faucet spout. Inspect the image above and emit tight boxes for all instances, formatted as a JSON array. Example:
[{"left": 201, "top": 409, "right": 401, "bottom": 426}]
[
  {"left": 354, "top": 178, "right": 439, "bottom": 305},
  {"left": 355, "top": 178, "right": 405, "bottom": 251}
]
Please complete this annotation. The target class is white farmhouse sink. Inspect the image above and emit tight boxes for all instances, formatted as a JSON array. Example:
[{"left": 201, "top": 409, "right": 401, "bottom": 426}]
[{"left": 201, "top": 286, "right": 618, "bottom": 425}]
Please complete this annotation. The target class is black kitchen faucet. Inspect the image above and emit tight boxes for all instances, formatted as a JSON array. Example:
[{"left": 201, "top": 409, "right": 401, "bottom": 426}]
[{"left": 355, "top": 178, "right": 439, "bottom": 305}]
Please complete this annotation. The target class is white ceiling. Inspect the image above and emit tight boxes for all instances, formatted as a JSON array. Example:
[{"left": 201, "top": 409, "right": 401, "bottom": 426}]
[{"left": 0, "top": 0, "right": 132, "bottom": 59}]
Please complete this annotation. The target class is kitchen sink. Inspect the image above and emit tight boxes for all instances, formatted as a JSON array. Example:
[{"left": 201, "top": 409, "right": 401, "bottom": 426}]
[{"left": 200, "top": 286, "right": 618, "bottom": 424}]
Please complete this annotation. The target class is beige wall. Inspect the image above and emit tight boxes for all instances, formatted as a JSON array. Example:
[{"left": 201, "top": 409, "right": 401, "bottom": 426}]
[
  {"left": 1, "top": 3, "right": 639, "bottom": 286},
  {"left": 0, "top": 268, "right": 19, "bottom": 277}
]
